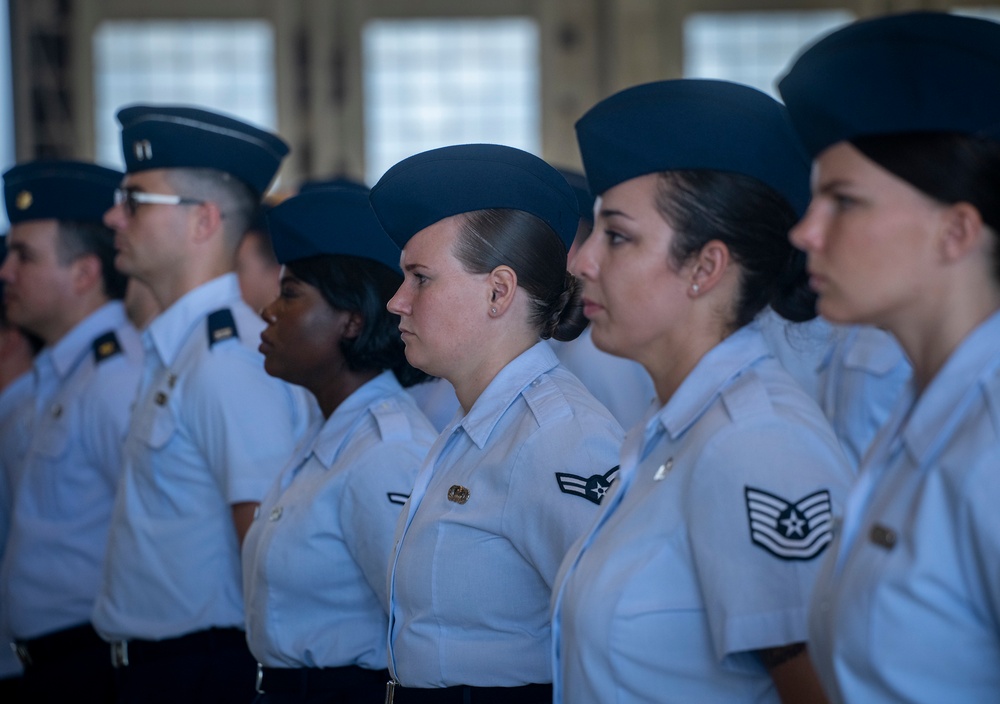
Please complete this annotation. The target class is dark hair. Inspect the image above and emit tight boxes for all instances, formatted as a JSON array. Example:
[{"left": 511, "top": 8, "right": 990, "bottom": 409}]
[
  {"left": 852, "top": 131, "right": 1000, "bottom": 282},
  {"left": 454, "top": 209, "right": 587, "bottom": 341},
  {"left": 654, "top": 170, "right": 816, "bottom": 330},
  {"left": 286, "top": 254, "right": 429, "bottom": 388},
  {"left": 56, "top": 220, "right": 127, "bottom": 299}
]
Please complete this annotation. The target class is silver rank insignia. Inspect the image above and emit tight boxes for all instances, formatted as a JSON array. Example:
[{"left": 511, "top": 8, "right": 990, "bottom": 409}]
[
  {"left": 745, "top": 486, "right": 833, "bottom": 561},
  {"left": 556, "top": 466, "right": 619, "bottom": 505}
]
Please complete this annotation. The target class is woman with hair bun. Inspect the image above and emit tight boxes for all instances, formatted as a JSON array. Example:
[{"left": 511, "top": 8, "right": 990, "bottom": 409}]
[
  {"left": 370, "top": 144, "right": 623, "bottom": 703},
  {"left": 781, "top": 12, "right": 1000, "bottom": 703},
  {"left": 550, "top": 79, "right": 854, "bottom": 704}
]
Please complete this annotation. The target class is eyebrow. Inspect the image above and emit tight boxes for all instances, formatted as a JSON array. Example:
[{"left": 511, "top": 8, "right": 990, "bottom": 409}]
[
  {"left": 402, "top": 262, "right": 429, "bottom": 273},
  {"left": 816, "top": 178, "right": 854, "bottom": 194},
  {"left": 598, "top": 208, "right": 636, "bottom": 220}
]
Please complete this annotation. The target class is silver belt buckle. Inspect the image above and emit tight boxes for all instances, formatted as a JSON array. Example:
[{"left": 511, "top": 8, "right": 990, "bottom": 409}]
[
  {"left": 384, "top": 679, "right": 397, "bottom": 704},
  {"left": 12, "top": 642, "right": 31, "bottom": 667},
  {"left": 255, "top": 663, "right": 265, "bottom": 694},
  {"left": 110, "top": 640, "right": 129, "bottom": 668}
]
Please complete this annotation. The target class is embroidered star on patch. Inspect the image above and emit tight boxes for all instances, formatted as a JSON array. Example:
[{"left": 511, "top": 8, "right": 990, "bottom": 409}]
[
  {"left": 555, "top": 466, "right": 620, "bottom": 505},
  {"left": 744, "top": 486, "right": 833, "bottom": 561}
]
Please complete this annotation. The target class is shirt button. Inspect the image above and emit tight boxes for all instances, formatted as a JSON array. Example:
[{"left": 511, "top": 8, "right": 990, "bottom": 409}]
[
  {"left": 269, "top": 507, "right": 283, "bottom": 521},
  {"left": 530, "top": 379, "right": 541, "bottom": 387}
]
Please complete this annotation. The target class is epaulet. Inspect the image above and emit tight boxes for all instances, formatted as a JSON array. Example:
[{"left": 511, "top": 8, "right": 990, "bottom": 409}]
[
  {"left": 207, "top": 309, "right": 239, "bottom": 348},
  {"left": 92, "top": 331, "right": 122, "bottom": 363}
]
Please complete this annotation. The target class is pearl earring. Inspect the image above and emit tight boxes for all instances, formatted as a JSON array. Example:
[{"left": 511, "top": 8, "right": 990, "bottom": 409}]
[
  {"left": 491, "top": 307, "right": 497, "bottom": 315},
  {"left": 691, "top": 283, "right": 700, "bottom": 294}
]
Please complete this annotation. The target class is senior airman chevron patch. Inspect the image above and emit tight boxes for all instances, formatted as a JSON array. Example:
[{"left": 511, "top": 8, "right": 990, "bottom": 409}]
[
  {"left": 556, "top": 466, "right": 619, "bottom": 505},
  {"left": 745, "top": 486, "right": 833, "bottom": 561}
]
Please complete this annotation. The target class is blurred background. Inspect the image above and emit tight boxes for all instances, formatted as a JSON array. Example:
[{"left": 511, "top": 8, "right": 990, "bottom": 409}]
[{"left": 3, "top": 0, "right": 1000, "bottom": 226}]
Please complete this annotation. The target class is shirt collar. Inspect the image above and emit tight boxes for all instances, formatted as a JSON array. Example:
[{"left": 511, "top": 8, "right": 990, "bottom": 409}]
[
  {"left": 900, "top": 308, "right": 1000, "bottom": 463},
  {"left": 48, "top": 301, "right": 129, "bottom": 379},
  {"left": 457, "top": 341, "right": 560, "bottom": 450},
  {"left": 311, "top": 370, "right": 404, "bottom": 468},
  {"left": 144, "top": 273, "right": 242, "bottom": 367},
  {"left": 651, "top": 323, "right": 771, "bottom": 443}
]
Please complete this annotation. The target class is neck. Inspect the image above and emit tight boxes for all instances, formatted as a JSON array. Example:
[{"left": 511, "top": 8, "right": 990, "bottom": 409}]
[
  {"left": 312, "top": 367, "right": 380, "bottom": 419},
  {"left": 40, "top": 295, "right": 108, "bottom": 347},
  {"left": 450, "top": 334, "right": 536, "bottom": 414},
  {"left": 642, "top": 326, "right": 726, "bottom": 406},
  {"left": 890, "top": 291, "right": 1000, "bottom": 394},
  {"left": 150, "top": 261, "right": 232, "bottom": 310}
]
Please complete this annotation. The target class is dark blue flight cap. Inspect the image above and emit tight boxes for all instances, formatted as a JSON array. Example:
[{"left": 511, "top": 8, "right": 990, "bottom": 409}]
[
  {"left": 3, "top": 160, "right": 122, "bottom": 225},
  {"left": 575, "top": 79, "right": 811, "bottom": 216},
  {"left": 556, "top": 168, "right": 596, "bottom": 230},
  {"left": 369, "top": 144, "right": 579, "bottom": 249},
  {"left": 265, "top": 187, "right": 401, "bottom": 273},
  {"left": 117, "top": 104, "right": 290, "bottom": 197},
  {"left": 778, "top": 12, "right": 1000, "bottom": 157},
  {"left": 299, "top": 175, "right": 369, "bottom": 194}
]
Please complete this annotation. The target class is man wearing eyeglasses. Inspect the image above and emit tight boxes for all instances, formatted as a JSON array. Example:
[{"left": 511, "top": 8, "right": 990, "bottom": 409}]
[
  {"left": 91, "top": 105, "right": 311, "bottom": 704},
  {"left": 0, "top": 160, "right": 142, "bottom": 704}
]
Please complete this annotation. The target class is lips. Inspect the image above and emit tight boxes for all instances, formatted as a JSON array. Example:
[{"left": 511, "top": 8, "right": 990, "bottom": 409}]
[
  {"left": 581, "top": 297, "right": 604, "bottom": 318},
  {"left": 258, "top": 330, "right": 275, "bottom": 355}
]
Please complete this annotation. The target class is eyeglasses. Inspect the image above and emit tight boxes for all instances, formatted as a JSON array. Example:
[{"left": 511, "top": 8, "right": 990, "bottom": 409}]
[{"left": 113, "top": 187, "right": 205, "bottom": 217}]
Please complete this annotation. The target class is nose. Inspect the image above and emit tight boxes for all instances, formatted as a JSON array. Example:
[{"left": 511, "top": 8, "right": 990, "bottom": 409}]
[
  {"left": 569, "top": 228, "right": 599, "bottom": 280},
  {"left": 386, "top": 282, "right": 409, "bottom": 316},
  {"left": 0, "top": 255, "right": 12, "bottom": 284},
  {"left": 260, "top": 297, "right": 279, "bottom": 324},
  {"left": 789, "top": 201, "right": 824, "bottom": 253},
  {"left": 104, "top": 201, "right": 127, "bottom": 231}
]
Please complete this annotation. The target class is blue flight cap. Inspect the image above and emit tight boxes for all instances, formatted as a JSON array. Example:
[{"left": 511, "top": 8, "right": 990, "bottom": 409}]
[
  {"left": 369, "top": 144, "right": 579, "bottom": 249},
  {"left": 575, "top": 79, "right": 811, "bottom": 216},
  {"left": 299, "top": 175, "right": 369, "bottom": 194},
  {"left": 3, "top": 160, "right": 122, "bottom": 225},
  {"left": 265, "top": 187, "right": 401, "bottom": 273},
  {"left": 557, "top": 168, "right": 596, "bottom": 230},
  {"left": 778, "top": 12, "right": 1000, "bottom": 157},
  {"left": 117, "top": 104, "right": 290, "bottom": 197}
]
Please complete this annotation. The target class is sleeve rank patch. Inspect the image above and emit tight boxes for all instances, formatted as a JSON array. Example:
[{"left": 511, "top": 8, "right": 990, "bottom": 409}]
[
  {"left": 387, "top": 492, "right": 409, "bottom": 506},
  {"left": 745, "top": 486, "right": 833, "bottom": 561},
  {"left": 207, "top": 309, "right": 239, "bottom": 348},
  {"left": 92, "top": 331, "right": 122, "bottom": 363},
  {"left": 556, "top": 465, "right": 620, "bottom": 505}
]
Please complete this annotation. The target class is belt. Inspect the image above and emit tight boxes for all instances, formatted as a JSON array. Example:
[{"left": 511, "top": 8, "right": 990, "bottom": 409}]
[
  {"left": 384, "top": 681, "right": 552, "bottom": 704},
  {"left": 255, "top": 664, "right": 387, "bottom": 695},
  {"left": 13, "top": 623, "right": 104, "bottom": 667},
  {"left": 109, "top": 627, "right": 246, "bottom": 668}
]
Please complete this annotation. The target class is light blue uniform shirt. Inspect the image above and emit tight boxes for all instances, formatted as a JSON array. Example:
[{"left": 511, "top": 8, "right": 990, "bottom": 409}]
[
  {"left": 2, "top": 302, "right": 142, "bottom": 640},
  {"left": 92, "top": 274, "right": 311, "bottom": 641},
  {"left": 815, "top": 325, "right": 912, "bottom": 468},
  {"left": 808, "top": 310, "right": 1000, "bottom": 703},
  {"left": 387, "top": 342, "right": 623, "bottom": 687},
  {"left": 551, "top": 324, "right": 853, "bottom": 704},
  {"left": 0, "top": 371, "right": 33, "bottom": 678},
  {"left": 549, "top": 327, "right": 656, "bottom": 430},
  {"left": 243, "top": 371, "right": 436, "bottom": 669}
]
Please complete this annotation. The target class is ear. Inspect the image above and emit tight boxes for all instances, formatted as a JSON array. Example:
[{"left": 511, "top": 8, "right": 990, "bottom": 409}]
[
  {"left": 939, "top": 201, "right": 986, "bottom": 264},
  {"left": 190, "top": 200, "right": 225, "bottom": 244},
  {"left": 69, "top": 254, "right": 103, "bottom": 295},
  {"left": 688, "top": 239, "right": 731, "bottom": 297},
  {"left": 486, "top": 265, "right": 518, "bottom": 317},
  {"left": 342, "top": 310, "right": 365, "bottom": 340}
]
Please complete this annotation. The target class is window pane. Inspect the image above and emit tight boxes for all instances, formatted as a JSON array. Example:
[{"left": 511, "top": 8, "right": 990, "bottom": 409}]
[
  {"left": 363, "top": 18, "right": 540, "bottom": 185},
  {"left": 93, "top": 20, "right": 276, "bottom": 170},
  {"left": 684, "top": 11, "right": 854, "bottom": 99}
]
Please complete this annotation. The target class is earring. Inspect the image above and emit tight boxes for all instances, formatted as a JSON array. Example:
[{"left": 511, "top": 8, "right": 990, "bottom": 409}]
[
  {"left": 491, "top": 307, "right": 497, "bottom": 315},
  {"left": 691, "top": 283, "right": 700, "bottom": 295}
]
